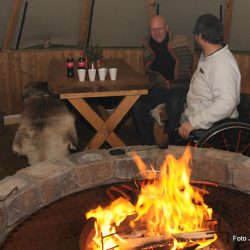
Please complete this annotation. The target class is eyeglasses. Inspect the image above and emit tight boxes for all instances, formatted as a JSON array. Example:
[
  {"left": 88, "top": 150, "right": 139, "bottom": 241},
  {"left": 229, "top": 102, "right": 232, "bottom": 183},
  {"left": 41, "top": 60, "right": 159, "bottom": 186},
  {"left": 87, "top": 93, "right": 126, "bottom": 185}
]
[{"left": 150, "top": 26, "right": 165, "bottom": 33}]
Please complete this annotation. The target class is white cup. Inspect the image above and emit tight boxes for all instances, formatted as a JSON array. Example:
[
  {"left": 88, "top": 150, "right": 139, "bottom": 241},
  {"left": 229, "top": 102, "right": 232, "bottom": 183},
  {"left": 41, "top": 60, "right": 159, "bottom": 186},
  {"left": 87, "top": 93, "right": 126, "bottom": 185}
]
[
  {"left": 88, "top": 69, "right": 96, "bottom": 81},
  {"left": 98, "top": 68, "right": 108, "bottom": 81},
  {"left": 109, "top": 68, "right": 118, "bottom": 80},
  {"left": 77, "top": 69, "right": 86, "bottom": 82}
]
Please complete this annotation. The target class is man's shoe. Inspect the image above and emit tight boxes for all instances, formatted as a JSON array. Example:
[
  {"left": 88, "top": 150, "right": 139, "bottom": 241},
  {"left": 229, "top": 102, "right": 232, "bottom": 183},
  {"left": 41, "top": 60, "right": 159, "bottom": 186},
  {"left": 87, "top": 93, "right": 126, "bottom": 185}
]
[{"left": 158, "top": 142, "right": 168, "bottom": 149}]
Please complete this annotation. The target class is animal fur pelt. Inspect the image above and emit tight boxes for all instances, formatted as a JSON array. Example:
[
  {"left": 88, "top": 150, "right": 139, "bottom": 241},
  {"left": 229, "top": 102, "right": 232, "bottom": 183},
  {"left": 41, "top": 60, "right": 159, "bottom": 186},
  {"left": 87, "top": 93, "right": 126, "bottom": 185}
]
[
  {"left": 150, "top": 103, "right": 166, "bottom": 126},
  {"left": 12, "top": 82, "right": 78, "bottom": 165}
]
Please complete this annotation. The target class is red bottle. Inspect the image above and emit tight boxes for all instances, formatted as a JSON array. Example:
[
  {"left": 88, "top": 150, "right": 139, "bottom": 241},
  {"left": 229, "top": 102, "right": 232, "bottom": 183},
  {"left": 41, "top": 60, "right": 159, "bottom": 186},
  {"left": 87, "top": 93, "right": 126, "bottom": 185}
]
[
  {"left": 66, "top": 53, "right": 74, "bottom": 77},
  {"left": 78, "top": 51, "right": 86, "bottom": 69}
]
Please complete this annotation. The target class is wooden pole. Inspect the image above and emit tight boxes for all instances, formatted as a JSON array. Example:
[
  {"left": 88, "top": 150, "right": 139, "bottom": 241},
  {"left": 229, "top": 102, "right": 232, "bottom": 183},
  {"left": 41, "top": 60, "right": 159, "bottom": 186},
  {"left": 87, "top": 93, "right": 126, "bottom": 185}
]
[
  {"left": 79, "top": 0, "right": 93, "bottom": 49},
  {"left": 148, "top": 0, "right": 157, "bottom": 21},
  {"left": 2, "top": 0, "right": 23, "bottom": 51},
  {"left": 223, "top": 0, "right": 234, "bottom": 44}
]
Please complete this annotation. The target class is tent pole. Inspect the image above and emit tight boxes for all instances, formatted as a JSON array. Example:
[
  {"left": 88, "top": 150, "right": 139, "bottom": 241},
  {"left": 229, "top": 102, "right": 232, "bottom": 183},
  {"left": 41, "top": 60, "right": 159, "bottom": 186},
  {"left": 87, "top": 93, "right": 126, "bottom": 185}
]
[
  {"left": 2, "top": 0, "right": 22, "bottom": 51},
  {"left": 16, "top": 1, "right": 29, "bottom": 49},
  {"left": 223, "top": 0, "right": 234, "bottom": 44}
]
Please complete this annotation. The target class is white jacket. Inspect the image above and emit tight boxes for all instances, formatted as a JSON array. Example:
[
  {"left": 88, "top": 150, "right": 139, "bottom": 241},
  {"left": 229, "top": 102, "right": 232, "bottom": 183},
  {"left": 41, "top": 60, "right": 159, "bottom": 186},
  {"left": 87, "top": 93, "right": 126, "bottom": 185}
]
[{"left": 184, "top": 45, "right": 241, "bottom": 130}]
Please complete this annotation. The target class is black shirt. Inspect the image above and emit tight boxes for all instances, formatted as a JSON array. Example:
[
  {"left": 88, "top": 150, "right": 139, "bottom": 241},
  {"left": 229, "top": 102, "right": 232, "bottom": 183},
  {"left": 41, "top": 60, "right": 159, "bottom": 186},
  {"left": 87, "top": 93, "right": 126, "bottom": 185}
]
[{"left": 149, "top": 35, "right": 176, "bottom": 80}]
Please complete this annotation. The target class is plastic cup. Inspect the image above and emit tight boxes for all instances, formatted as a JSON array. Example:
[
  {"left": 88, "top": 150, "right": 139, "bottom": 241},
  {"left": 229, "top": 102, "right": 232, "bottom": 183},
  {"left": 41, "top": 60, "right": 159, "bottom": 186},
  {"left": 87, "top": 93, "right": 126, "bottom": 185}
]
[
  {"left": 77, "top": 69, "right": 86, "bottom": 82},
  {"left": 88, "top": 69, "right": 96, "bottom": 81},
  {"left": 109, "top": 68, "right": 117, "bottom": 80},
  {"left": 98, "top": 68, "right": 108, "bottom": 81}
]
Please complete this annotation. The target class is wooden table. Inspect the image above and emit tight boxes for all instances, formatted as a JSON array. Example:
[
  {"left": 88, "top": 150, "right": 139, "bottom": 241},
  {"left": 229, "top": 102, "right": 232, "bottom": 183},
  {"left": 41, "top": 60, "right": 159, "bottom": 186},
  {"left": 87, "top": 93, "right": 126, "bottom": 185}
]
[{"left": 49, "top": 59, "right": 152, "bottom": 150}]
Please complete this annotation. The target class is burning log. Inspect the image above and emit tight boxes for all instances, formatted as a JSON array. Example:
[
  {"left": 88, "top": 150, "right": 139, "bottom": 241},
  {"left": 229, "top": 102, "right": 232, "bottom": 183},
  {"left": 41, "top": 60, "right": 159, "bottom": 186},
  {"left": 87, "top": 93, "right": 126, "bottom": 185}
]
[
  {"left": 190, "top": 180, "right": 218, "bottom": 187},
  {"left": 118, "top": 230, "right": 215, "bottom": 249},
  {"left": 192, "top": 186, "right": 209, "bottom": 195},
  {"left": 106, "top": 185, "right": 133, "bottom": 201}
]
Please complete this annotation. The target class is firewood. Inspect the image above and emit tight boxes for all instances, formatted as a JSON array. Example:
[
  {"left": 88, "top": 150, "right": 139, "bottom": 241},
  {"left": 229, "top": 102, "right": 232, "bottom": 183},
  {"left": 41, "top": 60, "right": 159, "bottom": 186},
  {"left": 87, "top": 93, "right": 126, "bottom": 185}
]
[
  {"left": 190, "top": 180, "right": 218, "bottom": 187},
  {"left": 118, "top": 230, "right": 215, "bottom": 249}
]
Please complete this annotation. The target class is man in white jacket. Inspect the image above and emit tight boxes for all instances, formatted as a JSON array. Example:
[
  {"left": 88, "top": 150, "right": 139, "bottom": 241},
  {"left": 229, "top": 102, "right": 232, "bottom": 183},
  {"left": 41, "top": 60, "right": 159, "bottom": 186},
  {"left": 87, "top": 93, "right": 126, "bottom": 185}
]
[{"left": 178, "top": 14, "right": 241, "bottom": 139}]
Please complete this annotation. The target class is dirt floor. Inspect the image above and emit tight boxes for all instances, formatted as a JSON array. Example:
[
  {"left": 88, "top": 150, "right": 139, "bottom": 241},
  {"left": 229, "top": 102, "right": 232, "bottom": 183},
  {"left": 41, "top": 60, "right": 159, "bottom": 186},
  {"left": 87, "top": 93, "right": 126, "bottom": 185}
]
[{"left": 0, "top": 124, "right": 28, "bottom": 180}]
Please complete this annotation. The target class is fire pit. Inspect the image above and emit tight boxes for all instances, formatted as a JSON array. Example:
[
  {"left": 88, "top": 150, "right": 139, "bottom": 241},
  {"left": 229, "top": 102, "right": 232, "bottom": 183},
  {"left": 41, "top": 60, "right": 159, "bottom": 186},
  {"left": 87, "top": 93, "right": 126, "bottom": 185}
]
[
  {"left": 80, "top": 148, "right": 222, "bottom": 250},
  {"left": 0, "top": 146, "right": 250, "bottom": 249}
]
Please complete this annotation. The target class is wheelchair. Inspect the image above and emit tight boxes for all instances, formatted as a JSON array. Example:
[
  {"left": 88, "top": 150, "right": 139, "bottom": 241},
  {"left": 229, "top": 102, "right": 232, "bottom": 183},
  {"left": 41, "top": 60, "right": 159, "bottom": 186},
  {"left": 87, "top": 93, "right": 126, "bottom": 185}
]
[{"left": 176, "top": 119, "right": 250, "bottom": 157}]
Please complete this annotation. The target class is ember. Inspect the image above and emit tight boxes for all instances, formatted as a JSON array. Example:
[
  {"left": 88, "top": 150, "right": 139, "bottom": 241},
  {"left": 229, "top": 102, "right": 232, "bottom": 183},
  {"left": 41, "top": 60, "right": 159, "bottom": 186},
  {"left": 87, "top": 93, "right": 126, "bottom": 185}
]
[{"left": 84, "top": 147, "right": 217, "bottom": 250}]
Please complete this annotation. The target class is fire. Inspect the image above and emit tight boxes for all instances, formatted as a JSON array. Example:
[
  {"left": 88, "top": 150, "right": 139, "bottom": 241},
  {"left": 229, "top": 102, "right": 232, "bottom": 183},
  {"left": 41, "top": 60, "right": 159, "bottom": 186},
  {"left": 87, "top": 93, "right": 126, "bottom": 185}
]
[
  {"left": 86, "top": 197, "right": 135, "bottom": 249},
  {"left": 85, "top": 147, "right": 217, "bottom": 249}
]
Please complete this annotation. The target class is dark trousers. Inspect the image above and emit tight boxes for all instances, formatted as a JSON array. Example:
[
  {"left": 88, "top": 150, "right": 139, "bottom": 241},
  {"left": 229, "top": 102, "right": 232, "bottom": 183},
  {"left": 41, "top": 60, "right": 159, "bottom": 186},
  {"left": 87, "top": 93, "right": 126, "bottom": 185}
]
[{"left": 132, "top": 87, "right": 187, "bottom": 145}]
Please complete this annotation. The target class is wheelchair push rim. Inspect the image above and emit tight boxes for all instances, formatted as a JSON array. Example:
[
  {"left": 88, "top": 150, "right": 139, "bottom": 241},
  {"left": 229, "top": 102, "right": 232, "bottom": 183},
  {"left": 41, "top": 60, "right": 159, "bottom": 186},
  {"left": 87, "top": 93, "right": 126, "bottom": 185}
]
[{"left": 196, "top": 121, "right": 250, "bottom": 157}]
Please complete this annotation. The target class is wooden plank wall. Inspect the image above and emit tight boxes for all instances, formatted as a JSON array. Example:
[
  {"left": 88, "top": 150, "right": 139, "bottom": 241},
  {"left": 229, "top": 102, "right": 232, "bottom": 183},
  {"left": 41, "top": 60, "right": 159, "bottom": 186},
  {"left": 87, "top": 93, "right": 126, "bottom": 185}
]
[
  {"left": 192, "top": 51, "right": 250, "bottom": 86},
  {"left": 0, "top": 49, "right": 249, "bottom": 115},
  {"left": 234, "top": 53, "right": 250, "bottom": 85},
  {"left": 0, "top": 48, "right": 144, "bottom": 115}
]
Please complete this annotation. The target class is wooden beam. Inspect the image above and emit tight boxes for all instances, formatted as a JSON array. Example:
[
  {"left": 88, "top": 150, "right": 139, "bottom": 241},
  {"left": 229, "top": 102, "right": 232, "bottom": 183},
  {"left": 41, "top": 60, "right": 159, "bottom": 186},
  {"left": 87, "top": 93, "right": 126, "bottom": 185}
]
[
  {"left": 2, "top": 0, "right": 23, "bottom": 51},
  {"left": 148, "top": 0, "right": 157, "bottom": 21},
  {"left": 79, "top": 0, "right": 93, "bottom": 49},
  {"left": 3, "top": 114, "right": 21, "bottom": 125},
  {"left": 223, "top": 0, "right": 234, "bottom": 44}
]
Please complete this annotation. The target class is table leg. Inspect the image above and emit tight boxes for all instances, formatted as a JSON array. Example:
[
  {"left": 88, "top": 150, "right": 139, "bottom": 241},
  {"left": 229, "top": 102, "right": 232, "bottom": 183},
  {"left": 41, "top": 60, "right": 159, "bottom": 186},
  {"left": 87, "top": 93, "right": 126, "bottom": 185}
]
[
  {"left": 84, "top": 94, "right": 140, "bottom": 149},
  {"left": 68, "top": 95, "right": 139, "bottom": 149}
]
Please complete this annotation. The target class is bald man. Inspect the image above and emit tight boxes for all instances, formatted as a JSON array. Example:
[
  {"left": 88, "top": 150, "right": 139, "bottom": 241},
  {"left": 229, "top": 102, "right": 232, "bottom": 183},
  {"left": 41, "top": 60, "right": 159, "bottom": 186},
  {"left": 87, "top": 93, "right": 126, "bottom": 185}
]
[
  {"left": 150, "top": 15, "right": 167, "bottom": 43},
  {"left": 132, "top": 15, "right": 190, "bottom": 146}
]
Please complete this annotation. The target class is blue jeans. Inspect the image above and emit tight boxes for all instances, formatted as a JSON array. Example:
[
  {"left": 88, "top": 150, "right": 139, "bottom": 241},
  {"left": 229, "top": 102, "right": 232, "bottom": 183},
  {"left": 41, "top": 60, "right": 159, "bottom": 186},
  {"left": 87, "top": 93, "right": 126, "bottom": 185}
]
[{"left": 132, "top": 87, "right": 187, "bottom": 145}]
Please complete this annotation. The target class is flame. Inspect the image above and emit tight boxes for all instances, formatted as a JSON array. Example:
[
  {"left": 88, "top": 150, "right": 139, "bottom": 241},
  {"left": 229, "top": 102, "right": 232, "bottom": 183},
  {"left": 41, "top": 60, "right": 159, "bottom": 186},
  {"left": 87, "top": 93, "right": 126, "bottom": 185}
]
[
  {"left": 86, "top": 197, "right": 135, "bottom": 249},
  {"left": 85, "top": 147, "right": 217, "bottom": 249}
]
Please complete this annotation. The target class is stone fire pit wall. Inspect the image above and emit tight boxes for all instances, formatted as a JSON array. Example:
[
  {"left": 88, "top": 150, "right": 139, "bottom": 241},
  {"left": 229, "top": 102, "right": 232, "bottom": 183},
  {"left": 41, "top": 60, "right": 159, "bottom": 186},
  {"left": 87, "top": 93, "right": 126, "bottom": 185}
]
[{"left": 0, "top": 145, "right": 249, "bottom": 245}]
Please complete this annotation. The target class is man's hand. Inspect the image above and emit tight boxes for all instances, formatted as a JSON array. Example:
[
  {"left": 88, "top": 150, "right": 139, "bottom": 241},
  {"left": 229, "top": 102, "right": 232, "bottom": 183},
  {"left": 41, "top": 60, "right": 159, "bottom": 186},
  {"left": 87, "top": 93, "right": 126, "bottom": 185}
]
[{"left": 178, "top": 121, "right": 194, "bottom": 139}]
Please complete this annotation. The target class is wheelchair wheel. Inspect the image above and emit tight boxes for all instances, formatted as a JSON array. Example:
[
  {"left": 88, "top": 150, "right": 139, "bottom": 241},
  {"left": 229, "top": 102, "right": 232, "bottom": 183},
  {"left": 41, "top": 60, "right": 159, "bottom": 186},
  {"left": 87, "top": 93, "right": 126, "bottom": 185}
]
[{"left": 196, "top": 121, "right": 250, "bottom": 156}]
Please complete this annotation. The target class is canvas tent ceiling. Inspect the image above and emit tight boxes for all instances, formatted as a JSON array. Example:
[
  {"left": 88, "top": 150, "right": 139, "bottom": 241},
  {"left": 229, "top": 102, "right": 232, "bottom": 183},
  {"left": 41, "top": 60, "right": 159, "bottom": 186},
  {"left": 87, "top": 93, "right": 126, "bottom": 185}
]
[{"left": 0, "top": 0, "right": 250, "bottom": 51}]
